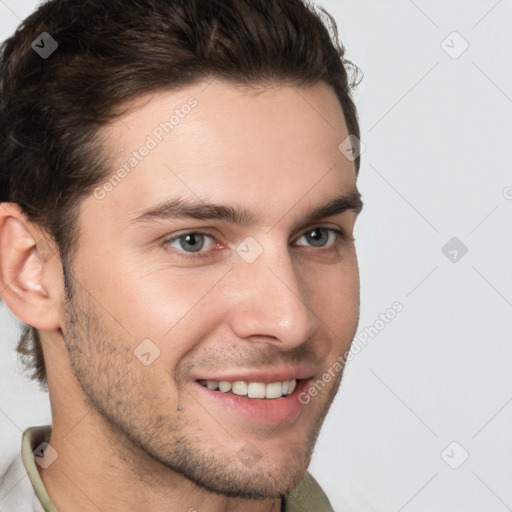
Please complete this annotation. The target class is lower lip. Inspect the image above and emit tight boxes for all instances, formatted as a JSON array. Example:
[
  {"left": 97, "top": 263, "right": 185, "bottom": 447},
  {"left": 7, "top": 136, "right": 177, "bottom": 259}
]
[{"left": 194, "top": 379, "right": 310, "bottom": 424}]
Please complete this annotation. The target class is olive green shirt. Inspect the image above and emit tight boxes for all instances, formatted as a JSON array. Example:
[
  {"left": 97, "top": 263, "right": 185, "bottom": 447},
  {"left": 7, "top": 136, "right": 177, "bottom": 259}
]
[{"left": 0, "top": 425, "right": 334, "bottom": 512}]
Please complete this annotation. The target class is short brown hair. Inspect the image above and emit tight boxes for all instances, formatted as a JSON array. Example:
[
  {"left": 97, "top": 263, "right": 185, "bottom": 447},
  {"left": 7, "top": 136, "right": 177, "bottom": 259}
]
[{"left": 0, "top": 0, "right": 362, "bottom": 389}]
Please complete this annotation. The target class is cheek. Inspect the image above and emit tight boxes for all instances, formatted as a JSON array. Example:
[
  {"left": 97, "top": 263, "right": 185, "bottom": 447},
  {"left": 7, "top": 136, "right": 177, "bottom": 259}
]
[
  {"left": 306, "top": 256, "right": 359, "bottom": 344},
  {"left": 101, "top": 262, "right": 231, "bottom": 372},
  {"left": 79, "top": 237, "right": 225, "bottom": 328}
]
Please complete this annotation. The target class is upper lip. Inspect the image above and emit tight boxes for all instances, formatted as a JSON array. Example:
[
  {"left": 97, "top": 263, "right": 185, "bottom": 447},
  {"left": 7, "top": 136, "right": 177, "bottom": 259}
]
[{"left": 193, "top": 365, "right": 316, "bottom": 384}]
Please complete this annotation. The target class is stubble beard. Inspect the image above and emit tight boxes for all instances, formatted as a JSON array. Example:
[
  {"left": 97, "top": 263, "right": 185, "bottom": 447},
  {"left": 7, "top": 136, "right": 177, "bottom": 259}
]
[{"left": 59, "top": 279, "right": 345, "bottom": 499}]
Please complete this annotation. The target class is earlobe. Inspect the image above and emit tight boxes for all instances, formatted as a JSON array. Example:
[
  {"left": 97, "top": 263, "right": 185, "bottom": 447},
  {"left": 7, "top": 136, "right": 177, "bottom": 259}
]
[{"left": 0, "top": 203, "right": 62, "bottom": 331}]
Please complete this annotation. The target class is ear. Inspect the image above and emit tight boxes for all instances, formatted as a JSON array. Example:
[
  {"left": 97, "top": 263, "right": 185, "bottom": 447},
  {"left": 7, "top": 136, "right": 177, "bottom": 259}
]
[{"left": 0, "top": 203, "right": 63, "bottom": 331}]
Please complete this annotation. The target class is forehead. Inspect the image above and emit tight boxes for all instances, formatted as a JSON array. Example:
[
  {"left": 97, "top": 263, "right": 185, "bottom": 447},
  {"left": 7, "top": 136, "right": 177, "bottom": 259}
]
[{"left": 85, "top": 78, "right": 357, "bottom": 229}]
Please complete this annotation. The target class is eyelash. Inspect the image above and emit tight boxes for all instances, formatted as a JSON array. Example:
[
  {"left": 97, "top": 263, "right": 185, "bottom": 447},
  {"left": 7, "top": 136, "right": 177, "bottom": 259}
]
[{"left": 162, "top": 227, "right": 346, "bottom": 260}]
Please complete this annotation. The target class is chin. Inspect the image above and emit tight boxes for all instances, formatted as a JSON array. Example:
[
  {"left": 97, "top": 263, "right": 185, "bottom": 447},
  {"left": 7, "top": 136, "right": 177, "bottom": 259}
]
[{"left": 186, "top": 462, "right": 309, "bottom": 499}]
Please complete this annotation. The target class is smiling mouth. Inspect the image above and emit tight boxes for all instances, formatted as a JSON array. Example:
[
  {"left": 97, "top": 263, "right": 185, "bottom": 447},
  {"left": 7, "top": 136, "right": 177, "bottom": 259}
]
[{"left": 198, "top": 379, "right": 297, "bottom": 399}]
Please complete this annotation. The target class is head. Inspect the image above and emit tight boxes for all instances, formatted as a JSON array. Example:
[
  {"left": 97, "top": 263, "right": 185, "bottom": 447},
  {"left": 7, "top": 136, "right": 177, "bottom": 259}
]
[{"left": 0, "top": 0, "right": 363, "bottom": 500}]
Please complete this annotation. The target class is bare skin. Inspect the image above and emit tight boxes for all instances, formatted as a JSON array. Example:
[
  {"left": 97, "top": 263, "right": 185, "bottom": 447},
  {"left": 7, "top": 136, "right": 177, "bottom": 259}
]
[{"left": 0, "top": 78, "right": 362, "bottom": 511}]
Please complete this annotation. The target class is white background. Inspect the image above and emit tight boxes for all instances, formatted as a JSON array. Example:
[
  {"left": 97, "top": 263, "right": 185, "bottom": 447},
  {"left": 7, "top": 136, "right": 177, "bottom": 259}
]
[{"left": 1, "top": 1, "right": 511, "bottom": 510}]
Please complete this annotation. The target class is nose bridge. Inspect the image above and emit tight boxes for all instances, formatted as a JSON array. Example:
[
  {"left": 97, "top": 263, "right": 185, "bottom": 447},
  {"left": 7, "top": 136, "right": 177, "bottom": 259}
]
[{"left": 227, "top": 236, "right": 318, "bottom": 346}]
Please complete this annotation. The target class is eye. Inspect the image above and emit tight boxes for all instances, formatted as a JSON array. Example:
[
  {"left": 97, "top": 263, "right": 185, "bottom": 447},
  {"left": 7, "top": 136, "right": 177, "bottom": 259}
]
[
  {"left": 162, "top": 227, "right": 345, "bottom": 260},
  {"left": 164, "top": 231, "right": 216, "bottom": 256},
  {"left": 295, "top": 228, "right": 343, "bottom": 248}
]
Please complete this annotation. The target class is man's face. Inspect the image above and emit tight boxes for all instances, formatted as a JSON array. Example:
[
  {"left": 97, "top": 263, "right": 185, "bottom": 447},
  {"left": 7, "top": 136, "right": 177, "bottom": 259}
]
[{"left": 60, "top": 78, "right": 361, "bottom": 498}]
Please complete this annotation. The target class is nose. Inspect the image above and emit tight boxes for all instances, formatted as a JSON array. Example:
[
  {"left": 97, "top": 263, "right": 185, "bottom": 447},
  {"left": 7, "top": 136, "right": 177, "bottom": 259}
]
[{"left": 226, "top": 240, "right": 319, "bottom": 349}]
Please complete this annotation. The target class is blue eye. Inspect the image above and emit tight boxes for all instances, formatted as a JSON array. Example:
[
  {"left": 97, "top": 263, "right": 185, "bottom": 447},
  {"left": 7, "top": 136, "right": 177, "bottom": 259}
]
[
  {"left": 296, "top": 228, "right": 341, "bottom": 248},
  {"left": 165, "top": 231, "right": 215, "bottom": 254},
  {"left": 163, "top": 227, "right": 344, "bottom": 259}
]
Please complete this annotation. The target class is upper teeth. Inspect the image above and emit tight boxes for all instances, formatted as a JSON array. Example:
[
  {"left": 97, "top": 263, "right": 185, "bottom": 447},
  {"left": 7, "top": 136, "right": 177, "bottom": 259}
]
[{"left": 199, "top": 379, "right": 297, "bottom": 399}]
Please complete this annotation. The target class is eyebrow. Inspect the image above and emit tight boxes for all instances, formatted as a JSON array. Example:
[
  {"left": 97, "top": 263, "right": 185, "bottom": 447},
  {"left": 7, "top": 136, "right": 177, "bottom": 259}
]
[{"left": 129, "top": 190, "right": 363, "bottom": 226}]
